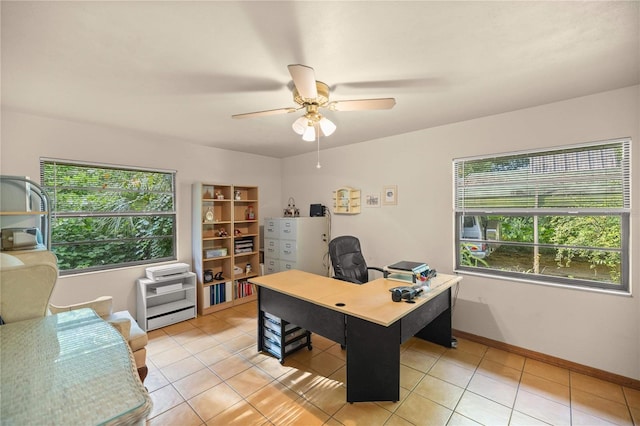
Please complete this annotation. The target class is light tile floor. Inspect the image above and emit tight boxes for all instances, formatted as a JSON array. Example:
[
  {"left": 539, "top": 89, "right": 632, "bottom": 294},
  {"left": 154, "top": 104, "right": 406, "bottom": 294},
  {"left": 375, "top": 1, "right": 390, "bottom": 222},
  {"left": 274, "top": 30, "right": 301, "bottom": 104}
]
[{"left": 145, "top": 301, "right": 640, "bottom": 425}]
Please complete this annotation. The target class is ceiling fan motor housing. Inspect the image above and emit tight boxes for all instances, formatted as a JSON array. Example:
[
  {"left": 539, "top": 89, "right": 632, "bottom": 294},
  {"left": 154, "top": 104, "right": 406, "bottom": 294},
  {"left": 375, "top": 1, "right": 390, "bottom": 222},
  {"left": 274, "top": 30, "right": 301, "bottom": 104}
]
[{"left": 293, "top": 81, "right": 330, "bottom": 107}]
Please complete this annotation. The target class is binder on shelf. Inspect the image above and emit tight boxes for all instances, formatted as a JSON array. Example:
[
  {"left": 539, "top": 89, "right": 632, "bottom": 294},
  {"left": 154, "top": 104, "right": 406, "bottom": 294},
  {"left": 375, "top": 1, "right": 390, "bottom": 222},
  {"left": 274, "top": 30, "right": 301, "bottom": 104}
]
[
  {"left": 209, "top": 281, "right": 233, "bottom": 305},
  {"left": 210, "top": 283, "right": 225, "bottom": 306},
  {"left": 203, "top": 291, "right": 211, "bottom": 309},
  {"left": 236, "top": 279, "right": 254, "bottom": 298}
]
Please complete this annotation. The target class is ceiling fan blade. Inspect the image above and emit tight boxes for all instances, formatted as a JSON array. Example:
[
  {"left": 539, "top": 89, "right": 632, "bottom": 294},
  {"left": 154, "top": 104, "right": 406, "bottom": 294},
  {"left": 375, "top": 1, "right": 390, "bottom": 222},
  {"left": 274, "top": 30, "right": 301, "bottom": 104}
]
[
  {"left": 232, "top": 107, "right": 298, "bottom": 119},
  {"left": 288, "top": 64, "right": 318, "bottom": 100},
  {"left": 327, "top": 98, "right": 396, "bottom": 112}
]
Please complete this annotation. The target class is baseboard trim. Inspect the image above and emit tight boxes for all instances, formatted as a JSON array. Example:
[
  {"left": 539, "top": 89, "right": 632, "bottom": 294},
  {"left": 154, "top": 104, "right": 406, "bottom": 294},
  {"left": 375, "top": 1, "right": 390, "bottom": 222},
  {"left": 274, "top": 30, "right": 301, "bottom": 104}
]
[{"left": 452, "top": 329, "right": 640, "bottom": 391}]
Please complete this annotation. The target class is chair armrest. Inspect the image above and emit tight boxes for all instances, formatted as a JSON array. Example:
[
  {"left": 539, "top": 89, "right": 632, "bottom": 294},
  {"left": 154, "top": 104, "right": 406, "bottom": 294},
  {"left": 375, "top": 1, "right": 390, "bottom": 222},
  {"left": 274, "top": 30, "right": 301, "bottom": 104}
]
[
  {"left": 107, "top": 317, "right": 131, "bottom": 340},
  {"left": 368, "top": 266, "right": 386, "bottom": 280},
  {"left": 107, "top": 311, "right": 148, "bottom": 352},
  {"left": 49, "top": 296, "right": 113, "bottom": 317}
]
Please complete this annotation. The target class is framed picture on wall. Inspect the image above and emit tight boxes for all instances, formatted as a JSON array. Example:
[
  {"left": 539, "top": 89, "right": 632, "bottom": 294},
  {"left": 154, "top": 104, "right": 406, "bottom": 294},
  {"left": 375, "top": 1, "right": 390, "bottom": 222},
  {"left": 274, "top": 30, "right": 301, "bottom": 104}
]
[
  {"left": 364, "top": 193, "right": 381, "bottom": 207},
  {"left": 383, "top": 185, "right": 397, "bottom": 205}
]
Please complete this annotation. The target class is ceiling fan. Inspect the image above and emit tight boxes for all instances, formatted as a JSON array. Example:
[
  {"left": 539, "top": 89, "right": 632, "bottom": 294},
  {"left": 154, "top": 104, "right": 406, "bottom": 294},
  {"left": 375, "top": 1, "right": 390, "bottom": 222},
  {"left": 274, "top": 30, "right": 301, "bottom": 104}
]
[{"left": 232, "top": 64, "right": 396, "bottom": 141}]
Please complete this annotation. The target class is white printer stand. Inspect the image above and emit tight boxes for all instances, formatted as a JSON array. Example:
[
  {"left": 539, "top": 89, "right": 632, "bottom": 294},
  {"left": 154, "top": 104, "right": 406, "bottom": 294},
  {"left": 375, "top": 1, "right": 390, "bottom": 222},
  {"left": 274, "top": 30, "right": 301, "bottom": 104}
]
[{"left": 136, "top": 264, "right": 197, "bottom": 331}]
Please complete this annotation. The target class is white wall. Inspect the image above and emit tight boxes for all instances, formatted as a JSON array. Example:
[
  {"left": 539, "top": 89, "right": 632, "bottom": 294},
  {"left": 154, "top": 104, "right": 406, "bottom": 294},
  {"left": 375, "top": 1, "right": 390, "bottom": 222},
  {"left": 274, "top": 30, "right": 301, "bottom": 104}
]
[
  {"left": 282, "top": 85, "right": 640, "bottom": 380},
  {"left": 0, "top": 109, "right": 282, "bottom": 315},
  {"left": 2, "top": 85, "right": 638, "bottom": 380}
]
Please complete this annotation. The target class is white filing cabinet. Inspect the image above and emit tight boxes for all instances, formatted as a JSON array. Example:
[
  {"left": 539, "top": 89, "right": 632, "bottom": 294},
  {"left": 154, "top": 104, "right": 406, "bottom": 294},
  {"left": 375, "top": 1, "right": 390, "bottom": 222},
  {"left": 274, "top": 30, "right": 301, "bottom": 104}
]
[
  {"left": 263, "top": 217, "right": 329, "bottom": 276},
  {"left": 136, "top": 272, "right": 197, "bottom": 331}
]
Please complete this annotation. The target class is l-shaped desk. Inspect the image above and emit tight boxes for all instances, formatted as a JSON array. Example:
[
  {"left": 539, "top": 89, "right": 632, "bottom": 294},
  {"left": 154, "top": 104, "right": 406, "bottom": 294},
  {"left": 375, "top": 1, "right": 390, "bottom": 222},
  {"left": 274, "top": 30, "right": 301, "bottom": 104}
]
[{"left": 249, "top": 270, "right": 462, "bottom": 403}]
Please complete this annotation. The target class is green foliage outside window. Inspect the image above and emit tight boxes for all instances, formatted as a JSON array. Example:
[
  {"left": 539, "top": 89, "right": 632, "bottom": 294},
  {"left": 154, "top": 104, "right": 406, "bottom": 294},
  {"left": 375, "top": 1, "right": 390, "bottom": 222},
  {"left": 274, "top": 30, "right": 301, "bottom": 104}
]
[
  {"left": 550, "top": 216, "right": 621, "bottom": 282},
  {"left": 41, "top": 160, "right": 176, "bottom": 274}
]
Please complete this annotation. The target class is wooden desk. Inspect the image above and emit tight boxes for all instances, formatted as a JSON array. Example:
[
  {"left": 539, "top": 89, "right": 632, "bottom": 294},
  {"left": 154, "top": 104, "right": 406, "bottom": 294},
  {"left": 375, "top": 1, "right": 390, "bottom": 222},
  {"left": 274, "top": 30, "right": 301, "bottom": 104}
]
[
  {"left": 0, "top": 309, "right": 152, "bottom": 424},
  {"left": 250, "top": 270, "right": 462, "bottom": 402}
]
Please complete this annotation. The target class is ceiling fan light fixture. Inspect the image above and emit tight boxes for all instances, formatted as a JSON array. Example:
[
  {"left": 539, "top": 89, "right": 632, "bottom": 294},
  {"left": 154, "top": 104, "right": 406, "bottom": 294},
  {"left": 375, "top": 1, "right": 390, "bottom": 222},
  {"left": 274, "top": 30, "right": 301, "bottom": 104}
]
[
  {"left": 318, "top": 116, "right": 336, "bottom": 137},
  {"left": 302, "top": 124, "right": 316, "bottom": 142},
  {"left": 292, "top": 116, "right": 308, "bottom": 135}
]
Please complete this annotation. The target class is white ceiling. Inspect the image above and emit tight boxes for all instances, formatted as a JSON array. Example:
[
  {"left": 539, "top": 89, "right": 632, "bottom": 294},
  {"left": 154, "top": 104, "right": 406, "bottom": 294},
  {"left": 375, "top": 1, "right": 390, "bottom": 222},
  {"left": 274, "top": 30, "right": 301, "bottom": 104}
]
[{"left": 2, "top": 1, "right": 638, "bottom": 158}]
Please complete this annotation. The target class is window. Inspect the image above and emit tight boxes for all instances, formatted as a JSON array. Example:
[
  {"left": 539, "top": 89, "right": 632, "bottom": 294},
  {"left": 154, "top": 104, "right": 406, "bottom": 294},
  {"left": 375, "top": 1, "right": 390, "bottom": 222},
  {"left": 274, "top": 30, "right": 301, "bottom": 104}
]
[
  {"left": 454, "top": 138, "right": 630, "bottom": 292},
  {"left": 41, "top": 159, "right": 176, "bottom": 275}
]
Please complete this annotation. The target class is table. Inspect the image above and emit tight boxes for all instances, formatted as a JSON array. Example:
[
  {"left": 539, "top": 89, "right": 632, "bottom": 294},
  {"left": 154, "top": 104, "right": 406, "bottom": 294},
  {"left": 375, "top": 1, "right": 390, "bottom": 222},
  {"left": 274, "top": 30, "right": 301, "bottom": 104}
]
[
  {"left": 0, "top": 308, "right": 152, "bottom": 425},
  {"left": 250, "top": 270, "right": 462, "bottom": 402}
]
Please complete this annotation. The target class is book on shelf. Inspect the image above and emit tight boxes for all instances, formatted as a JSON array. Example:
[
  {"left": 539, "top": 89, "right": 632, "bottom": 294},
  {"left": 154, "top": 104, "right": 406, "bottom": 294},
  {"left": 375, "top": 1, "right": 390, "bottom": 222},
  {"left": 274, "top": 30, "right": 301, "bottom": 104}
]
[
  {"left": 236, "top": 279, "right": 254, "bottom": 298},
  {"left": 210, "top": 281, "right": 233, "bottom": 305}
]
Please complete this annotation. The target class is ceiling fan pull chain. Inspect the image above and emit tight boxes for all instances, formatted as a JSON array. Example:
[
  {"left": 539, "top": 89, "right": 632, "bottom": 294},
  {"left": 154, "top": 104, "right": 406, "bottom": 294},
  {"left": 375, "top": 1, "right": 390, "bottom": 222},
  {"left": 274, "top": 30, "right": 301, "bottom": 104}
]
[{"left": 316, "top": 124, "right": 321, "bottom": 169}]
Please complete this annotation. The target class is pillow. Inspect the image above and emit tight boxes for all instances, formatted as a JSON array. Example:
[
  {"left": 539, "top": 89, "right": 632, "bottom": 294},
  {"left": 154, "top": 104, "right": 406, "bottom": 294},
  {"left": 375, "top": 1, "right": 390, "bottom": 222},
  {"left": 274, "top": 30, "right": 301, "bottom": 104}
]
[{"left": 0, "top": 253, "right": 24, "bottom": 268}]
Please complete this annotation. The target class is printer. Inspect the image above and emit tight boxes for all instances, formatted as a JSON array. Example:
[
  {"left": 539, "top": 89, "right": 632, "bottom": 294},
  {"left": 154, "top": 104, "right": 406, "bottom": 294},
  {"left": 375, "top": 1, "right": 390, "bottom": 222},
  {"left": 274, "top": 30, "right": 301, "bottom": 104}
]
[
  {"left": 1, "top": 227, "right": 41, "bottom": 251},
  {"left": 145, "top": 262, "right": 191, "bottom": 281}
]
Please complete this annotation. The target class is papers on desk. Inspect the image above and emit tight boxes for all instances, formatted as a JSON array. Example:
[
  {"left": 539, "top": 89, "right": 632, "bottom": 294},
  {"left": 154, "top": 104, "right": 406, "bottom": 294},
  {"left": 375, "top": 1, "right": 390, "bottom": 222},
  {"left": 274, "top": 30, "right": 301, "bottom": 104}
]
[
  {"left": 386, "top": 261, "right": 429, "bottom": 272},
  {"left": 386, "top": 273, "right": 424, "bottom": 285},
  {"left": 384, "top": 261, "right": 435, "bottom": 285}
]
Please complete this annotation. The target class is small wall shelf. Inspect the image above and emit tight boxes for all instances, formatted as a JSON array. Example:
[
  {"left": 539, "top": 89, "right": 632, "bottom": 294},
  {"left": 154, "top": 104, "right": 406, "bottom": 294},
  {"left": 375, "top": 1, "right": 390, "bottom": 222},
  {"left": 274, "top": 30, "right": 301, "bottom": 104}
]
[{"left": 332, "top": 187, "right": 361, "bottom": 215}]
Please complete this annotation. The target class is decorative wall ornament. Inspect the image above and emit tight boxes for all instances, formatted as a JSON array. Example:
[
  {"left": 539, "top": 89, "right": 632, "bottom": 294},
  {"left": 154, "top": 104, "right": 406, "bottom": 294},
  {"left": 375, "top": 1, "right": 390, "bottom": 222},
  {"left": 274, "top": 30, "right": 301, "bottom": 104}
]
[
  {"left": 383, "top": 185, "right": 397, "bottom": 205},
  {"left": 364, "top": 193, "right": 381, "bottom": 208}
]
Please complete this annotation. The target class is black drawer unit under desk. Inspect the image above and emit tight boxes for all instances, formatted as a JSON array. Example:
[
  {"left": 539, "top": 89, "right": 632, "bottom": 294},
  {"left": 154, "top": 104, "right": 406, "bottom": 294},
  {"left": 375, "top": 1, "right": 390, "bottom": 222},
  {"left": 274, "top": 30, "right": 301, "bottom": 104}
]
[{"left": 259, "top": 311, "right": 312, "bottom": 364}]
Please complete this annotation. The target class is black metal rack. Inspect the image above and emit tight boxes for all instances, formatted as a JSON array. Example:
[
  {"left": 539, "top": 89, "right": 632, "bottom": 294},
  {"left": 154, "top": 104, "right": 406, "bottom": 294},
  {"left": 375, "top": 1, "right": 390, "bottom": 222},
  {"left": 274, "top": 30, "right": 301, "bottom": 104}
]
[{"left": 258, "top": 310, "right": 312, "bottom": 364}]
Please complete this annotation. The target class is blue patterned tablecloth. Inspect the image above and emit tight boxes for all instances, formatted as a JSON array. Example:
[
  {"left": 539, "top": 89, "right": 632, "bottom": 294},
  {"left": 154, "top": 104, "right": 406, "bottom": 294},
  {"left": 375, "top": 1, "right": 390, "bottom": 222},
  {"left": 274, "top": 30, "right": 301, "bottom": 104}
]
[{"left": 0, "top": 308, "right": 151, "bottom": 425}]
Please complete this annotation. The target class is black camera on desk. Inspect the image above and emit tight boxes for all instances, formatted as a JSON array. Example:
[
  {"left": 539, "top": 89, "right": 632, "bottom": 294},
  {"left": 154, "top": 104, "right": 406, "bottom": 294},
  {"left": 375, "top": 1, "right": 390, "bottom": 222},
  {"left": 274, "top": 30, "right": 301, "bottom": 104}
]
[{"left": 390, "top": 286, "right": 423, "bottom": 302}]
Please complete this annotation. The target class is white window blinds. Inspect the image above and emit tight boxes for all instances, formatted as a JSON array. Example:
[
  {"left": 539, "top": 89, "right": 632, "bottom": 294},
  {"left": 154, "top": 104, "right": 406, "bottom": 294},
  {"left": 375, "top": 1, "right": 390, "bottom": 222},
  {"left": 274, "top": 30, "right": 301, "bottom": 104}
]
[{"left": 454, "top": 138, "right": 631, "bottom": 213}]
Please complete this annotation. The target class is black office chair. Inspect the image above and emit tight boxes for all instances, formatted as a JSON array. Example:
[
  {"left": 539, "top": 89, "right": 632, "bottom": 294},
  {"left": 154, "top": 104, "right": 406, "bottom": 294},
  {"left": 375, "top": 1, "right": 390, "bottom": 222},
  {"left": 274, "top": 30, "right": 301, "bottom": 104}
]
[{"left": 328, "top": 236, "right": 384, "bottom": 284}]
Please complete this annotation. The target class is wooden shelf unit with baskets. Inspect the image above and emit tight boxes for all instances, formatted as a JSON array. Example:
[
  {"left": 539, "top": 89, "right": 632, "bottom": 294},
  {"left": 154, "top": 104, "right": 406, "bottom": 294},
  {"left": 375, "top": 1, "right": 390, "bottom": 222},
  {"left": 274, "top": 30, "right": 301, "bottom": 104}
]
[{"left": 192, "top": 183, "right": 260, "bottom": 316}]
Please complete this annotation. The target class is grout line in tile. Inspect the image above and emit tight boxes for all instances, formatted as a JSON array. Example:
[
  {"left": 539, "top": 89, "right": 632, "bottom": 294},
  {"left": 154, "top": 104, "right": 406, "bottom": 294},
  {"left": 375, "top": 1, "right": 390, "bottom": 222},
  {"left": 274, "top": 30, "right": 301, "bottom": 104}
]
[{"left": 146, "top": 303, "right": 636, "bottom": 426}]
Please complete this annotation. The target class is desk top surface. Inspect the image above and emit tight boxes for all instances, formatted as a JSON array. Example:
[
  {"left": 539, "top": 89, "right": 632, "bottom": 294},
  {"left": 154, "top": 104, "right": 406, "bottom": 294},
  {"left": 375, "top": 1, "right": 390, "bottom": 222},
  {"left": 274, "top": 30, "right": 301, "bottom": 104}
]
[
  {"left": 250, "top": 270, "right": 462, "bottom": 326},
  {"left": 0, "top": 309, "right": 152, "bottom": 425}
]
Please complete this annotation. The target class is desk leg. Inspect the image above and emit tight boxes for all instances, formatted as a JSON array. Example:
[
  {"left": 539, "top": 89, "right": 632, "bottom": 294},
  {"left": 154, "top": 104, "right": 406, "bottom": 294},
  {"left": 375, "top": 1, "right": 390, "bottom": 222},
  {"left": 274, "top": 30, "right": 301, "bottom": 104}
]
[
  {"left": 346, "top": 316, "right": 400, "bottom": 403},
  {"left": 257, "top": 289, "right": 265, "bottom": 353}
]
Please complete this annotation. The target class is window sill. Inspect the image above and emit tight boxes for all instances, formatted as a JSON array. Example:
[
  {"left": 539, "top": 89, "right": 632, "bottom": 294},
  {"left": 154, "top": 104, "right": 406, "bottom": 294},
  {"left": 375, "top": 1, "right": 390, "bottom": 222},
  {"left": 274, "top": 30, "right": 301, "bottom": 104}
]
[{"left": 453, "top": 269, "right": 632, "bottom": 297}]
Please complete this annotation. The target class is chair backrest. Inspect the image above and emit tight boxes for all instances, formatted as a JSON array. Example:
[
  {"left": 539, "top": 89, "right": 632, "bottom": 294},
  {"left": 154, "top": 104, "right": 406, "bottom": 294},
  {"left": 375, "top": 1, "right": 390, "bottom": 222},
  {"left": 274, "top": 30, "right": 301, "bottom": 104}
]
[
  {"left": 328, "top": 235, "right": 369, "bottom": 284},
  {"left": 0, "top": 251, "right": 58, "bottom": 323}
]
